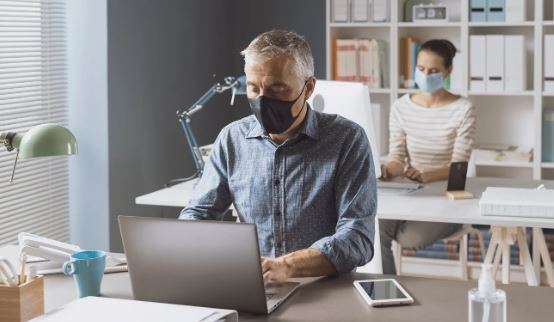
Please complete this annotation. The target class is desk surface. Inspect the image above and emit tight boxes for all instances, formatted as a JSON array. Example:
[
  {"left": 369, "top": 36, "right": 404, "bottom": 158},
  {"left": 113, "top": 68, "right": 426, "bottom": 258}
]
[
  {"left": 136, "top": 177, "right": 554, "bottom": 228},
  {"left": 378, "top": 177, "right": 554, "bottom": 228},
  {"left": 1, "top": 246, "right": 552, "bottom": 322}
]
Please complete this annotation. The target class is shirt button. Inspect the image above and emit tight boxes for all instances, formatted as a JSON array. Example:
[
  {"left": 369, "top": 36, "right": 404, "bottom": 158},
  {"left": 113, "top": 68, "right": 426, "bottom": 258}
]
[
  {"left": 275, "top": 210, "right": 281, "bottom": 216},
  {"left": 274, "top": 179, "right": 280, "bottom": 185}
]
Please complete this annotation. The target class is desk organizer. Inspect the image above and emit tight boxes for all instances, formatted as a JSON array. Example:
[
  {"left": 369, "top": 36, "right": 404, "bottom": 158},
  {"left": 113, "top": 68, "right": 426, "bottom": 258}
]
[{"left": 0, "top": 276, "right": 44, "bottom": 322}]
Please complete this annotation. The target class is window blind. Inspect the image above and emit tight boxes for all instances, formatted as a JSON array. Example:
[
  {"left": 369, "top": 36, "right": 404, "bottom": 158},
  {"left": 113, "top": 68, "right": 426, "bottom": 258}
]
[{"left": 0, "top": 0, "right": 69, "bottom": 245}]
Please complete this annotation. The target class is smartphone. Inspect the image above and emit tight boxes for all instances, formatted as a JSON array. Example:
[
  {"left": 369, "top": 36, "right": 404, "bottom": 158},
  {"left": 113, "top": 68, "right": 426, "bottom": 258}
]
[
  {"left": 353, "top": 279, "right": 414, "bottom": 307},
  {"left": 446, "top": 161, "right": 468, "bottom": 192}
]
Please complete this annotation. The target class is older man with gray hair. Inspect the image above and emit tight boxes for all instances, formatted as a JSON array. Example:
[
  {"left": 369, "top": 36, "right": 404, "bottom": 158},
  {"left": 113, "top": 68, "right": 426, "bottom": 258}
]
[{"left": 180, "top": 30, "right": 376, "bottom": 283}]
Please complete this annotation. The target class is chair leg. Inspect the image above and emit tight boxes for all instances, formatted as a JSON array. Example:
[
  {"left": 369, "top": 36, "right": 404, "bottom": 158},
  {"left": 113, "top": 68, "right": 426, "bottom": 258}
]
[{"left": 460, "top": 234, "right": 469, "bottom": 280}]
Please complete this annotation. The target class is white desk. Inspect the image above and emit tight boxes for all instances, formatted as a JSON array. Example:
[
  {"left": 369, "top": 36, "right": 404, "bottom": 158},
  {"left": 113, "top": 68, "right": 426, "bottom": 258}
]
[
  {"left": 135, "top": 179, "right": 198, "bottom": 207},
  {"left": 136, "top": 177, "right": 554, "bottom": 287}
]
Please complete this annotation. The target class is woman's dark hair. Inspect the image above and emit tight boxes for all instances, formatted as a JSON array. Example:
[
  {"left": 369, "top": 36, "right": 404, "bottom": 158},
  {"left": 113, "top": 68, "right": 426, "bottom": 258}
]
[{"left": 418, "top": 39, "right": 457, "bottom": 69}]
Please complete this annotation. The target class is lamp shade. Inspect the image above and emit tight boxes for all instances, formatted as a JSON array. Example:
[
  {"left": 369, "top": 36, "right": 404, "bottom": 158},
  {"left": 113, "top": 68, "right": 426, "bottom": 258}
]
[{"left": 17, "top": 124, "right": 78, "bottom": 159}]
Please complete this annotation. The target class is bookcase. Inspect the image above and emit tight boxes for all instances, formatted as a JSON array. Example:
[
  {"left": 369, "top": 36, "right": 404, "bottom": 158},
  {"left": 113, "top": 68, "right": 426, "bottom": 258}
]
[{"left": 326, "top": 0, "right": 554, "bottom": 181}]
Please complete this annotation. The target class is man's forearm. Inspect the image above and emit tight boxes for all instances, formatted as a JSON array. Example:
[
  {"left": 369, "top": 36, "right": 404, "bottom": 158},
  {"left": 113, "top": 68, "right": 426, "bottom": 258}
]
[{"left": 282, "top": 248, "right": 337, "bottom": 278}]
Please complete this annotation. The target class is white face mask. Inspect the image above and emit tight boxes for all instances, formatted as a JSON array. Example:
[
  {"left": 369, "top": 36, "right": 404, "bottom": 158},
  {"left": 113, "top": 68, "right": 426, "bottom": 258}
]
[{"left": 415, "top": 69, "right": 444, "bottom": 93}]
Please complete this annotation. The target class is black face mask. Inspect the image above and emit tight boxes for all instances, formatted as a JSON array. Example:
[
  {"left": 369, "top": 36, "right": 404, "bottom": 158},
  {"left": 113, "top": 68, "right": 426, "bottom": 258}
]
[{"left": 248, "top": 82, "right": 307, "bottom": 134}]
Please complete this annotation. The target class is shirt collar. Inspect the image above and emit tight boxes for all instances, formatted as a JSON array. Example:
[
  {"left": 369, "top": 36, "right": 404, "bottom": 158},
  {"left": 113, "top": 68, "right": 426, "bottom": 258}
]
[{"left": 245, "top": 104, "right": 320, "bottom": 141}]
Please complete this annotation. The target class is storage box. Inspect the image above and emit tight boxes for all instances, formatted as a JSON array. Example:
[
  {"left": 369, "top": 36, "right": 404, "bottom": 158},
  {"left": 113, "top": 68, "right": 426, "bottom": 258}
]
[{"left": 0, "top": 276, "right": 44, "bottom": 322}]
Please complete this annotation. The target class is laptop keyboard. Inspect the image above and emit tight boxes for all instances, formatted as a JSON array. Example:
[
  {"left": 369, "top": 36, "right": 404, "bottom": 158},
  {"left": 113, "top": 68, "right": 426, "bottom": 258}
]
[{"left": 266, "top": 293, "right": 277, "bottom": 301}]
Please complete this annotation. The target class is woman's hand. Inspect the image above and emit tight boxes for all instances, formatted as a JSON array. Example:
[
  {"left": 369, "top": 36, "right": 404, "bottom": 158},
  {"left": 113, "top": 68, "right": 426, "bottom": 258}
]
[
  {"left": 380, "top": 162, "right": 404, "bottom": 180},
  {"left": 405, "top": 167, "right": 425, "bottom": 182},
  {"left": 405, "top": 166, "right": 450, "bottom": 183}
]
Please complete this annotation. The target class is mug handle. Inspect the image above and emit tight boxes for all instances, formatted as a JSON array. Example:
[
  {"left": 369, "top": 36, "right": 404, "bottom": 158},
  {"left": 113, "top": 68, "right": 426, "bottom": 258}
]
[{"left": 62, "top": 261, "right": 78, "bottom": 276}]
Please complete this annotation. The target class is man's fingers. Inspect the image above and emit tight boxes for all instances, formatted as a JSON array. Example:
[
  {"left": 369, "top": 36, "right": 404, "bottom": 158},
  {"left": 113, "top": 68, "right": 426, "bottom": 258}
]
[
  {"left": 261, "top": 258, "right": 272, "bottom": 273},
  {"left": 263, "top": 271, "right": 273, "bottom": 284}
]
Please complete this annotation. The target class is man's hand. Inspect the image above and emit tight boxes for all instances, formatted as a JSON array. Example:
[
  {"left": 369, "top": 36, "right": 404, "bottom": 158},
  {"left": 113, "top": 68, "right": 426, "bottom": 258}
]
[{"left": 261, "top": 256, "right": 291, "bottom": 284}]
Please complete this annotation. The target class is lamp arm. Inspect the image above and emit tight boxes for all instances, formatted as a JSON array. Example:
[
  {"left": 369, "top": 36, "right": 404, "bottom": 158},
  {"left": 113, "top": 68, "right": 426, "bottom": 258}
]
[{"left": 172, "top": 76, "right": 245, "bottom": 185}]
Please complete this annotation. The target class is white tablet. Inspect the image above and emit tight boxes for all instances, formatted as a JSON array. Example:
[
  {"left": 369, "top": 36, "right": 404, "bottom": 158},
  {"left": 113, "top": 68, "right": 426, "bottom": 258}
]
[{"left": 353, "top": 279, "right": 414, "bottom": 307}]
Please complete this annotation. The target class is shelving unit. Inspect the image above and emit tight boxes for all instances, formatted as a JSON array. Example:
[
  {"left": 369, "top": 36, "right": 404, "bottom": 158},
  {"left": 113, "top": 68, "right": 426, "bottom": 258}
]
[{"left": 326, "top": 0, "right": 554, "bottom": 181}]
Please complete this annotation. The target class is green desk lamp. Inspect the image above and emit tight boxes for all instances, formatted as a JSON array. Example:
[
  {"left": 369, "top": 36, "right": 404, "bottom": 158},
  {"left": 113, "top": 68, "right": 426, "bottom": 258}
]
[{"left": 0, "top": 124, "right": 78, "bottom": 182}]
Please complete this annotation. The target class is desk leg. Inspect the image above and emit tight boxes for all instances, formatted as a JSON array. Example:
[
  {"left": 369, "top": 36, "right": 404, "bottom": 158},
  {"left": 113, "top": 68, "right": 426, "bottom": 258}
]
[
  {"left": 516, "top": 227, "right": 538, "bottom": 287},
  {"left": 533, "top": 228, "right": 541, "bottom": 285},
  {"left": 533, "top": 228, "right": 554, "bottom": 287},
  {"left": 484, "top": 228, "right": 500, "bottom": 278},
  {"left": 501, "top": 228, "right": 511, "bottom": 284}
]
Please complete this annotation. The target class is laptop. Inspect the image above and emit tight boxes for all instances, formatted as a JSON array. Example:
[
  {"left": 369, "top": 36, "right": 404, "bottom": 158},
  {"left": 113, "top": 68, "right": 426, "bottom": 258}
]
[{"left": 118, "top": 216, "right": 300, "bottom": 314}]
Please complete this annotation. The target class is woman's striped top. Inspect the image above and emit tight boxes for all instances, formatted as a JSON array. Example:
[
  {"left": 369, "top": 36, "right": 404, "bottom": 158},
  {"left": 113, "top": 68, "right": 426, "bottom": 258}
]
[{"left": 388, "top": 94, "right": 476, "bottom": 172}]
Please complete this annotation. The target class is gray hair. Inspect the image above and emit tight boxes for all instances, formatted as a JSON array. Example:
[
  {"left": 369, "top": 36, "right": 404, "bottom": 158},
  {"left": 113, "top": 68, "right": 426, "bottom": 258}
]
[{"left": 241, "top": 30, "right": 314, "bottom": 82}]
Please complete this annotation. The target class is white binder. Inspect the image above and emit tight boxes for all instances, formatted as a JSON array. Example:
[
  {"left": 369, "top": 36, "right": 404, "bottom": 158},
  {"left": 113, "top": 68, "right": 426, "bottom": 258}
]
[
  {"left": 545, "top": 35, "right": 554, "bottom": 93},
  {"left": 30, "top": 296, "right": 238, "bottom": 322},
  {"left": 486, "top": 35, "right": 505, "bottom": 91},
  {"left": 504, "top": 35, "right": 526, "bottom": 91},
  {"left": 332, "top": 0, "right": 350, "bottom": 22},
  {"left": 470, "top": 35, "right": 486, "bottom": 91},
  {"left": 352, "top": 0, "right": 369, "bottom": 22},
  {"left": 372, "top": 0, "right": 388, "bottom": 22},
  {"left": 506, "top": 0, "right": 526, "bottom": 22}
]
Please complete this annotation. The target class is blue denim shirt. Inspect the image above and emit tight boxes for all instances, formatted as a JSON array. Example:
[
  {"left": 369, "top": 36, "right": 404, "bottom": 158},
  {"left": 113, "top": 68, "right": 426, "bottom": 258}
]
[{"left": 179, "top": 107, "right": 376, "bottom": 273}]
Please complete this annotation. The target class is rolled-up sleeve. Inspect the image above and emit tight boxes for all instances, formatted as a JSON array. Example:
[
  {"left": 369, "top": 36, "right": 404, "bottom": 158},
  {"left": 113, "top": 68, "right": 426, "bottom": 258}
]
[
  {"left": 179, "top": 128, "right": 232, "bottom": 221},
  {"left": 310, "top": 127, "right": 377, "bottom": 273}
]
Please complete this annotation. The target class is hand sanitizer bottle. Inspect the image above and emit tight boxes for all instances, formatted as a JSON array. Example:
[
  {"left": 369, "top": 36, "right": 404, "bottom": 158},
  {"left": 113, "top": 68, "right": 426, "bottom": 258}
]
[{"left": 468, "top": 264, "right": 506, "bottom": 322}]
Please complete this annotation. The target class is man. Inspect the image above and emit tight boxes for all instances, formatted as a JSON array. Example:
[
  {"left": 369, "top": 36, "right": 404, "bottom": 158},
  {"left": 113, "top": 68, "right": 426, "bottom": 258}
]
[{"left": 180, "top": 30, "right": 376, "bottom": 283}]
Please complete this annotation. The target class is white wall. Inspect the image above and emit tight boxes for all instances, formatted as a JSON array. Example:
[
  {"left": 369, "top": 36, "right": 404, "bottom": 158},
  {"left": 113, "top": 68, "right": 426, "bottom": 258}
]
[{"left": 67, "top": 0, "right": 109, "bottom": 250}]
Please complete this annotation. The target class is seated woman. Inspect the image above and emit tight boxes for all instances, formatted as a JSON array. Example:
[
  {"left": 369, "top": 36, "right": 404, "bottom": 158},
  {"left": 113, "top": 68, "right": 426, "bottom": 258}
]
[{"left": 380, "top": 39, "right": 476, "bottom": 275}]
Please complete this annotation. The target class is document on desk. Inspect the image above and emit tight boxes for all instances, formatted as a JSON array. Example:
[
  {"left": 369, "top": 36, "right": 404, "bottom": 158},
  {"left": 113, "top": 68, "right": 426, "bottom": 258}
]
[
  {"left": 377, "top": 181, "right": 423, "bottom": 195},
  {"left": 480, "top": 187, "right": 554, "bottom": 218},
  {"left": 30, "top": 296, "right": 238, "bottom": 322}
]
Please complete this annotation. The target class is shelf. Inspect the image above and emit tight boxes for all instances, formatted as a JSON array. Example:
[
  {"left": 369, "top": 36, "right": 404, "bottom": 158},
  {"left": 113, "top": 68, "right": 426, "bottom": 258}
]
[
  {"left": 543, "top": 163, "right": 554, "bottom": 169},
  {"left": 398, "top": 22, "right": 461, "bottom": 28},
  {"left": 469, "top": 21, "right": 535, "bottom": 27},
  {"left": 474, "top": 160, "right": 533, "bottom": 168},
  {"left": 544, "top": 21, "right": 554, "bottom": 26},
  {"left": 544, "top": 92, "right": 554, "bottom": 97},
  {"left": 329, "top": 22, "right": 391, "bottom": 28},
  {"left": 369, "top": 88, "right": 390, "bottom": 94},
  {"left": 397, "top": 88, "right": 418, "bottom": 94},
  {"left": 469, "top": 91, "right": 534, "bottom": 97}
]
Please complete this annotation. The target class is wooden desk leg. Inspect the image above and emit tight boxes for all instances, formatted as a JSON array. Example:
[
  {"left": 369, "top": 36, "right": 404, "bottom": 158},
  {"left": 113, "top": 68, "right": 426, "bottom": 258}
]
[
  {"left": 501, "top": 228, "right": 511, "bottom": 284},
  {"left": 492, "top": 243, "right": 502, "bottom": 279},
  {"left": 533, "top": 229, "right": 541, "bottom": 285},
  {"left": 485, "top": 227, "right": 502, "bottom": 279},
  {"left": 516, "top": 227, "right": 538, "bottom": 287},
  {"left": 533, "top": 228, "right": 554, "bottom": 287}
]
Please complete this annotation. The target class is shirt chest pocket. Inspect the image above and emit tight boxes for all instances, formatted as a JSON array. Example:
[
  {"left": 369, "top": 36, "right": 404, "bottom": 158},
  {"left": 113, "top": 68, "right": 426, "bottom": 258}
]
[
  {"left": 228, "top": 175, "right": 271, "bottom": 221},
  {"left": 301, "top": 158, "right": 335, "bottom": 204}
]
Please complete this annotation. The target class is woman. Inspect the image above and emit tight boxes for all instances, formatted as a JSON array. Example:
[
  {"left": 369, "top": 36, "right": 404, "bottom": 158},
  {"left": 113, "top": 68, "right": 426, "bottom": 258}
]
[{"left": 380, "top": 39, "right": 476, "bottom": 275}]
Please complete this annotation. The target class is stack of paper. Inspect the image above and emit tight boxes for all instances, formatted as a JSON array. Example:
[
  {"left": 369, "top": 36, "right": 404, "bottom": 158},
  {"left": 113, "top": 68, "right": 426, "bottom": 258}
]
[
  {"left": 30, "top": 296, "right": 238, "bottom": 322},
  {"left": 480, "top": 187, "right": 554, "bottom": 219}
]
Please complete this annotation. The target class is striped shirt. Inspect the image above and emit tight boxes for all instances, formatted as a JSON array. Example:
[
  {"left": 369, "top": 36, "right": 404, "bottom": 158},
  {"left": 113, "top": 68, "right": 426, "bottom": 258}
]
[{"left": 388, "top": 94, "right": 476, "bottom": 171}]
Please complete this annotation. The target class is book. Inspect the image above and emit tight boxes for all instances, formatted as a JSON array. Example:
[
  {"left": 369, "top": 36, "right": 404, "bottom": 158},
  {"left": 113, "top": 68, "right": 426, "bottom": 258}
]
[{"left": 333, "top": 38, "right": 388, "bottom": 89}]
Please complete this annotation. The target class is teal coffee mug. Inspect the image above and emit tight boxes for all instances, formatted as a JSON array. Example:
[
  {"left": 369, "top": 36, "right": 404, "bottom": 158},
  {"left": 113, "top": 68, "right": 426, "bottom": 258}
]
[{"left": 63, "top": 250, "right": 106, "bottom": 297}]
